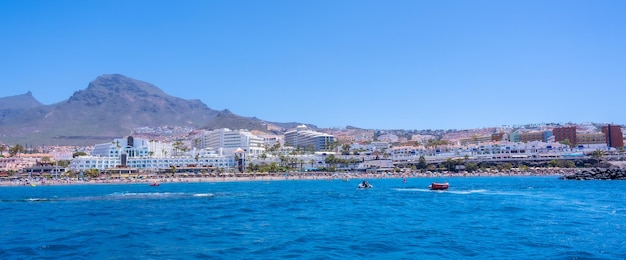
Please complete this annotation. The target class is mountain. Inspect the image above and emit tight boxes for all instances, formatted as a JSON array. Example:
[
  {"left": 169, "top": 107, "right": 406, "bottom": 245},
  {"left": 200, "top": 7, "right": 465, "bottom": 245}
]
[
  {"left": 0, "top": 91, "right": 43, "bottom": 121},
  {"left": 0, "top": 74, "right": 310, "bottom": 146}
]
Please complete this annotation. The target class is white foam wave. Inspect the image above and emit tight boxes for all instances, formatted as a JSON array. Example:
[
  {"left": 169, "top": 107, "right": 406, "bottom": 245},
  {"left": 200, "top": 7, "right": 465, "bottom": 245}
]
[
  {"left": 193, "top": 193, "right": 214, "bottom": 197},
  {"left": 446, "top": 189, "right": 487, "bottom": 194},
  {"left": 26, "top": 198, "right": 52, "bottom": 202},
  {"left": 108, "top": 192, "right": 186, "bottom": 198},
  {"left": 396, "top": 188, "right": 438, "bottom": 193},
  {"left": 395, "top": 188, "right": 488, "bottom": 194}
]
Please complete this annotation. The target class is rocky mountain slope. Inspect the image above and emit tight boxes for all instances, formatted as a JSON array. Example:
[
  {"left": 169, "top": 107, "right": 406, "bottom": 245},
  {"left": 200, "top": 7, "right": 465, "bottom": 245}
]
[{"left": 0, "top": 74, "right": 308, "bottom": 146}]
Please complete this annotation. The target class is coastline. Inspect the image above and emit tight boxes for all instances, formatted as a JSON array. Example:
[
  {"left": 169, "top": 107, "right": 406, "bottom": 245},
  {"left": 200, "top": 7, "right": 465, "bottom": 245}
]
[{"left": 0, "top": 170, "right": 566, "bottom": 187}]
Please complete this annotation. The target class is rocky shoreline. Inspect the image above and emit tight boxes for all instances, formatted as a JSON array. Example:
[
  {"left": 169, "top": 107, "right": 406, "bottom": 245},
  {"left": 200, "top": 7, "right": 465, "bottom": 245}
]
[{"left": 560, "top": 168, "right": 626, "bottom": 180}]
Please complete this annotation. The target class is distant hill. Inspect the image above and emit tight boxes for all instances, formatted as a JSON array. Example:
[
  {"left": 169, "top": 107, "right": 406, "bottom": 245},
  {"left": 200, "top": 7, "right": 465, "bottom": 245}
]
[
  {"left": 0, "top": 74, "right": 311, "bottom": 146},
  {"left": 0, "top": 91, "right": 43, "bottom": 121}
]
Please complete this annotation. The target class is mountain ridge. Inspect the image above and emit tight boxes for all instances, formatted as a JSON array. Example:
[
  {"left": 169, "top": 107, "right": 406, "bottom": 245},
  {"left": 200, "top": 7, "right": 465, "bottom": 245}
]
[{"left": 0, "top": 74, "right": 312, "bottom": 146}]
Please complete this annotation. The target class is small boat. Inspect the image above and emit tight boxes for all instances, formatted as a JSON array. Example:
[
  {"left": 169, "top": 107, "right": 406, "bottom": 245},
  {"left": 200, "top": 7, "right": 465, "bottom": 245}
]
[
  {"left": 358, "top": 181, "right": 373, "bottom": 189},
  {"left": 149, "top": 182, "right": 160, "bottom": 186},
  {"left": 429, "top": 182, "right": 449, "bottom": 190}
]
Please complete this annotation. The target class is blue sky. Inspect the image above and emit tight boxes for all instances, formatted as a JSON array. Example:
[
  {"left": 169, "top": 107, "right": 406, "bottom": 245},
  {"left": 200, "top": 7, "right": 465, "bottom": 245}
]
[{"left": 1, "top": 0, "right": 624, "bottom": 130}]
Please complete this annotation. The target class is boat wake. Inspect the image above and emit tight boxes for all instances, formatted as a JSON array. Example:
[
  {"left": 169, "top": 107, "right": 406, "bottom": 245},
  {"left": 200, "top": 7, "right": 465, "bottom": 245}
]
[
  {"left": 395, "top": 188, "right": 488, "bottom": 194},
  {"left": 395, "top": 188, "right": 540, "bottom": 197},
  {"left": 108, "top": 191, "right": 187, "bottom": 198},
  {"left": 0, "top": 198, "right": 56, "bottom": 203},
  {"left": 106, "top": 192, "right": 215, "bottom": 200},
  {"left": 446, "top": 189, "right": 487, "bottom": 195},
  {"left": 192, "top": 193, "right": 214, "bottom": 197},
  {"left": 2, "top": 192, "right": 215, "bottom": 203}
]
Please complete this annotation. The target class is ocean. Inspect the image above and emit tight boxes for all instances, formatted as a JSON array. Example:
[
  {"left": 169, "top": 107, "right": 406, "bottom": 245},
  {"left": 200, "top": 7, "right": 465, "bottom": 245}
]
[{"left": 1, "top": 176, "right": 625, "bottom": 259}]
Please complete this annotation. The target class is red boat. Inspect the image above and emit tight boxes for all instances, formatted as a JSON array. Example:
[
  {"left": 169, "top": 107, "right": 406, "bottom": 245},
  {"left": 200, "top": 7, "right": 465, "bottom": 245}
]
[{"left": 429, "top": 182, "right": 449, "bottom": 190}]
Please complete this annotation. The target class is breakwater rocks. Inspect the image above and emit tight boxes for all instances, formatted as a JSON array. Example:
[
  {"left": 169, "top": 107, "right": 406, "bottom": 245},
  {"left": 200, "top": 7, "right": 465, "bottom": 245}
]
[{"left": 560, "top": 168, "right": 626, "bottom": 180}]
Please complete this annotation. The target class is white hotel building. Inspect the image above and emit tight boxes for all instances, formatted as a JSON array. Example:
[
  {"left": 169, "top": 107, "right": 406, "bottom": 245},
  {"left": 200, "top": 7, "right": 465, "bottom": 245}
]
[
  {"left": 70, "top": 136, "right": 235, "bottom": 171},
  {"left": 284, "top": 125, "right": 334, "bottom": 151},
  {"left": 196, "top": 128, "right": 265, "bottom": 156}
]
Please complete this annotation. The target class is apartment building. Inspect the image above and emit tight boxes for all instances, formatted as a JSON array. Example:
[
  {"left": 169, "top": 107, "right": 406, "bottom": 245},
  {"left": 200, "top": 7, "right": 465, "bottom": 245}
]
[
  {"left": 284, "top": 125, "right": 334, "bottom": 151},
  {"left": 553, "top": 126, "right": 577, "bottom": 146},
  {"left": 602, "top": 124, "right": 624, "bottom": 149},
  {"left": 198, "top": 128, "right": 265, "bottom": 156},
  {"left": 519, "top": 131, "right": 545, "bottom": 143},
  {"left": 91, "top": 136, "right": 157, "bottom": 158},
  {"left": 577, "top": 133, "right": 606, "bottom": 145}
]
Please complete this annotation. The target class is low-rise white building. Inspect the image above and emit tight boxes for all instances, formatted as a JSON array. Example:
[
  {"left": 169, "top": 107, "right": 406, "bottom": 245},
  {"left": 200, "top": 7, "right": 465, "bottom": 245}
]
[
  {"left": 70, "top": 154, "right": 234, "bottom": 172},
  {"left": 71, "top": 136, "right": 235, "bottom": 171}
]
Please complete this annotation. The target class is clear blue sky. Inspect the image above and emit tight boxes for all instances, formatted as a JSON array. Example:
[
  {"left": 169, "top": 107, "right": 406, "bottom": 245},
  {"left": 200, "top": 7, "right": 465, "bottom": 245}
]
[{"left": 1, "top": 0, "right": 624, "bottom": 130}]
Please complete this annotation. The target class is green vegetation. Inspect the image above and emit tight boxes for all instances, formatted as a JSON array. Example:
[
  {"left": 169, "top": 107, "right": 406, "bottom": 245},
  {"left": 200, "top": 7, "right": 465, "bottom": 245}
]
[
  {"left": 73, "top": 151, "right": 88, "bottom": 158},
  {"left": 8, "top": 144, "right": 25, "bottom": 157},
  {"left": 417, "top": 155, "right": 427, "bottom": 170},
  {"left": 547, "top": 159, "right": 576, "bottom": 168}
]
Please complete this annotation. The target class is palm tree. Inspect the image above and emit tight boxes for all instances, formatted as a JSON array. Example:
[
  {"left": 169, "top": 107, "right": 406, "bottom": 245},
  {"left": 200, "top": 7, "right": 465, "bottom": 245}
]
[
  {"left": 172, "top": 140, "right": 184, "bottom": 156},
  {"left": 0, "top": 145, "right": 6, "bottom": 157},
  {"left": 305, "top": 145, "right": 315, "bottom": 154},
  {"left": 382, "top": 148, "right": 390, "bottom": 159},
  {"left": 341, "top": 144, "right": 351, "bottom": 154},
  {"left": 193, "top": 138, "right": 201, "bottom": 149},
  {"left": 324, "top": 140, "right": 339, "bottom": 152},
  {"left": 444, "top": 158, "right": 454, "bottom": 171},
  {"left": 417, "top": 155, "right": 427, "bottom": 170},
  {"left": 560, "top": 139, "right": 572, "bottom": 148},
  {"left": 9, "top": 144, "right": 25, "bottom": 157},
  {"left": 591, "top": 149, "right": 606, "bottom": 167},
  {"left": 324, "top": 154, "right": 337, "bottom": 169}
]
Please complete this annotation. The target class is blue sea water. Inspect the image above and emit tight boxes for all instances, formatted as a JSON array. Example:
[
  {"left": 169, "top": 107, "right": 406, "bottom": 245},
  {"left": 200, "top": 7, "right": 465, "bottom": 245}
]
[{"left": 1, "top": 176, "right": 625, "bottom": 259}]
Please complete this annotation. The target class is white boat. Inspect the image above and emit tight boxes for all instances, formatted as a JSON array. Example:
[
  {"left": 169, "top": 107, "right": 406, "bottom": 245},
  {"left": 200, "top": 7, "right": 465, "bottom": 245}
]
[{"left": 357, "top": 181, "right": 373, "bottom": 189}]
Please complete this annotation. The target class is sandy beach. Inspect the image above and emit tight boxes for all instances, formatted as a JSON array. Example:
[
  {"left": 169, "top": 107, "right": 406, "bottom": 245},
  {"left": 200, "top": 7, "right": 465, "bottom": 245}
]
[{"left": 0, "top": 169, "right": 568, "bottom": 187}]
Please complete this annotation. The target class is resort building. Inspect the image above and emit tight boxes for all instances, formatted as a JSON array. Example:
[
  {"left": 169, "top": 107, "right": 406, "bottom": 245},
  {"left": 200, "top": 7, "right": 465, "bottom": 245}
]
[
  {"left": 195, "top": 128, "right": 265, "bottom": 156},
  {"left": 386, "top": 145, "right": 420, "bottom": 157},
  {"left": 260, "top": 135, "right": 282, "bottom": 148},
  {"left": 519, "top": 131, "right": 546, "bottom": 143},
  {"left": 459, "top": 135, "right": 492, "bottom": 146},
  {"left": 369, "top": 141, "right": 391, "bottom": 151},
  {"left": 0, "top": 157, "right": 38, "bottom": 172},
  {"left": 509, "top": 130, "right": 552, "bottom": 143},
  {"left": 284, "top": 125, "right": 334, "bottom": 151},
  {"left": 71, "top": 136, "right": 235, "bottom": 172},
  {"left": 491, "top": 133, "right": 504, "bottom": 142},
  {"left": 602, "top": 124, "right": 624, "bottom": 149},
  {"left": 543, "top": 131, "right": 554, "bottom": 142},
  {"left": 577, "top": 133, "right": 606, "bottom": 146},
  {"left": 69, "top": 153, "right": 234, "bottom": 172},
  {"left": 553, "top": 126, "right": 577, "bottom": 147},
  {"left": 91, "top": 136, "right": 165, "bottom": 158}
]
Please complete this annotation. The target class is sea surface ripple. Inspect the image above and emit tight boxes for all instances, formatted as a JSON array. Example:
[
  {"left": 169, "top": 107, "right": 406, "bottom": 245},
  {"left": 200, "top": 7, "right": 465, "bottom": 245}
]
[{"left": 1, "top": 177, "right": 625, "bottom": 259}]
